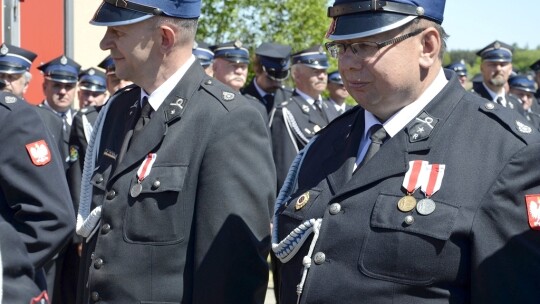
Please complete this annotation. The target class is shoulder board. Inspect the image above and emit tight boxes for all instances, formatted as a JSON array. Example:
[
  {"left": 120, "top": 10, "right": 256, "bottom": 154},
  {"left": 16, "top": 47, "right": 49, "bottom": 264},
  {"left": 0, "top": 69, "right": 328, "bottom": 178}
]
[
  {"left": 112, "top": 83, "right": 137, "bottom": 97},
  {"left": 200, "top": 77, "right": 242, "bottom": 109},
  {"left": 477, "top": 99, "right": 539, "bottom": 143},
  {"left": 275, "top": 100, "right": 290, "bottom": 109},
  {"left": 0, "top": 92, "right": 22, "bottom": 110}
]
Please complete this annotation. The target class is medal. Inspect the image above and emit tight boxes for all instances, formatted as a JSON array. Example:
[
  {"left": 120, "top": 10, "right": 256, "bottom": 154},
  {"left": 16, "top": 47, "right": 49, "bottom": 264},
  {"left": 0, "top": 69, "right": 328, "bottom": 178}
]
[
  {"left": 417, "top": 163, "right": 445, "bottom": 215},
  {"left": 398, "top": 160, "right": 428, "bottom": 212},
  {"left": 416, "top": 198, "right": 436, "bottom": 215},
  {"left": 295, "top": 192, "right": 310, "bottom": 210},
  {"left": 130, "top": 183, "right": 142, "bottom": 197},
  {"left": 131, "top": 153, "right": 157, "bottom": 198},
  {"left": 397, "top": 195, "right": 417, "bottom": 212}
]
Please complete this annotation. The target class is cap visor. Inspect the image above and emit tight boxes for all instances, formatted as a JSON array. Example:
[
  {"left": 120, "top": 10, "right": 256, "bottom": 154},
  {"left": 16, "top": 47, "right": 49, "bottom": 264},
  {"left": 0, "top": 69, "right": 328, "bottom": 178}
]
[
  {"left": 328, "top": 12, "right": 416, "bottom": 40},
  {"left": 90, "top": 2, "right": 153, "bottom": 26}
]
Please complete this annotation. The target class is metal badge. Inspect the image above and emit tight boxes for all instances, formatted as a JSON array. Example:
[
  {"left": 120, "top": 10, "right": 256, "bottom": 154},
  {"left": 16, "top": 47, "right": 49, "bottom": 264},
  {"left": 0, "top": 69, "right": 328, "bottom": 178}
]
[
  {"left": 302, "top": 104, "right": 310, "bottom": 113},
  {"left": 88, "top": 68, "right": 95, "bottom": 75},
  {"left": 234, "top": 40, "right": 243, "bottom": 48},
  {"left": 223, "top": 91, "right": 235, "bottom": 101},
  {"left": 130, "top": 183, "right": 142, "bottom": 198},
  {"left": 60, "top": 55, "right": 68, "bottom": 65},
  {"left": 313, "top": 125, "right": 321, "bottom": 133},
  {"left": 103, "top": 149, "right": 117, "bottom": 160},
  {"left": 516, "top": 121, "right": 532, "bottom": 134},
  {"left": 397, "top": 195, "right": 417, "bottom": 212},
  {"left": 295, "top": 191, "right": 310, "bottom": 210},
  {"left": 4, "top": 95, "right": 17, "bottom": 104},
  {"left": 0, "top": 44, "right": 8, "bottom": 55},
  {"left": 416, "top": 198, "right": 436, "bottom": 215},
  {"left": 407, "top": 111, "right": 439, "bottom": 143}
]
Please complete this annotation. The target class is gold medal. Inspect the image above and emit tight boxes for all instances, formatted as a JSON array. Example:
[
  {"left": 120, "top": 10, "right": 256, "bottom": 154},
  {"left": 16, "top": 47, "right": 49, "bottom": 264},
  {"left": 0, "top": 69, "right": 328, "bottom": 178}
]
[
  {"left": 397, "top": 195, "right": 416, "bottom": 212},
  {"left": 295, "top": 192, "right": 310, "bottom": 210}
]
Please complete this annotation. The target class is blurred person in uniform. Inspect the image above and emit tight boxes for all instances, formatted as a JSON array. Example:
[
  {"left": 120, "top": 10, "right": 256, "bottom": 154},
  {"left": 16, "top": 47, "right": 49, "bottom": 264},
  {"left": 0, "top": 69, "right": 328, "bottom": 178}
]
[
  {"left": 192, "top": 40, "right": 214, "bottom": 76},
  {"left": 471, "top": 41, "right": 525, "bottom": 116},
  {"left": 326, "top": 70, "right": 352, "bottom": 114},
  {"left": 211, "top": 40, "right": 250, "bottom": 91},
  {"left": 508, "top": 74, "right": 540, "bottom": 128},
  {"left": 242, "top": 42, "right": 294, "bottom": 116},
  {"left": 270, "top": 45, "right": 338, "bottom": 189},
  {"left": 0, "top": 89, "right": 75, "bottom": 303},
  {"left": 76, "top": 1, "right": 276, "bottom": 303},
  {"left": 272, "top": 0, "right": 540, "bottom": 303},
  {"left": 37, "top": 55, "right": 82, "bottom": 170},
  {"left": 0, "top": 43, "right": 37, "bottom": 99},
  {"left": 98, "top": 55, "right": 133, "bottom": 95},
  {"left": 445, "top": 60, "right": 467, "bottom": 87},
  {"left": 529, "top": 59, "right": 540, "bottom": 100},
  {"left": 77, "top": 68, "right": 108, "bottom": 109}
]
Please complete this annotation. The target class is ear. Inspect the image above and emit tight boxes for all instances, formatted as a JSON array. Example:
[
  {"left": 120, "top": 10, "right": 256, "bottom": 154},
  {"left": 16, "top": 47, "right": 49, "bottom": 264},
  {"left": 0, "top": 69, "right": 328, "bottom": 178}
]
[
  {"left": 418, "top": 27, "right": 440, "bottom": 69},
  {"left": 158, "top": 25, "right": 176, "bottom": 53}
]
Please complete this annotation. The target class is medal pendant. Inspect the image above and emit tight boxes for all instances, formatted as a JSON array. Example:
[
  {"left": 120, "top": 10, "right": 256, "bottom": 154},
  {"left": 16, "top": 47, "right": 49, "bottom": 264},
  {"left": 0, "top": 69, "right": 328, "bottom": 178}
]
[
  {"left": 130, "top": 183, "right": 142, "bottom": 198},
  {"left": 295, "top": 192, "right": 310, "bottom": 210},
  {"left": 397, "top": 195, "right": 417, "bottom": 212},
  {"left": 416, "top": 198, "right": 436, "bottom": 215}
]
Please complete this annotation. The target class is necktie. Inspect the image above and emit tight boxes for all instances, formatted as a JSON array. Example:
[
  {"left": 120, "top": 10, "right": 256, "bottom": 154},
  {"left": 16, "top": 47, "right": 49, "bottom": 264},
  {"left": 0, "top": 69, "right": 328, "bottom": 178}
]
[
  {"left": 496, "top": 96, "right": 505, "bottom": 107},
  {"left": 263, "top": 94, "right": 274, "bottom": 112},
  {"left": 358, "top": 124, "right": 388, "bottom": 169},
  {"left": 134, "top": 97, "right": 152, "bottom": 132}
]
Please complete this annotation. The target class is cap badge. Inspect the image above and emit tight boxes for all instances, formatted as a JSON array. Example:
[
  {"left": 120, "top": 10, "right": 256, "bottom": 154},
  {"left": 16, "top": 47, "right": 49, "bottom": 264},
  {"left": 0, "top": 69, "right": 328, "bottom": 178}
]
[
  {"left": 0, "top": 44, "right": 8, "bottom": 55},
  {"left": 318, "top": 46, "right": 324, "bottom": 53},
  {"left": 88, "top": 68, "right": 95, "bottom": 75},
  {"left": 494, "top": 42, "right": 501, "bottom": 49},
  {"left": 223, "top": 91, "right": 235, "bottom": 101},
  {"left": 193, "top": 41, "right": 199, "bottom": 49},
  {"left": 234, "top": 40, "right": 243, "bottom": 49},
  {"left": 295, "top": 191, "right": 310, "bottom": 210},
  {"left": 516, "top": 121, "right": 532, "bottom": 134},
  {"left": 60, "top": 56, "right": 68, "bottom": 65},
  {"left": 4, "top": 95, "right": 17, "bottom": 104},
  {"left": 115, "top": 0, "right": 128, "bottom": 8}
]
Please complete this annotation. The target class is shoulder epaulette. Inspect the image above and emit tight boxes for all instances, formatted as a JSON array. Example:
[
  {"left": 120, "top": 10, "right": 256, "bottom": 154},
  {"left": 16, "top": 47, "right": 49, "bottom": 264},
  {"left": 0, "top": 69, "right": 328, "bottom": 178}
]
[{"left": 0, "top": 92, "right": 22, "bottom": 110}]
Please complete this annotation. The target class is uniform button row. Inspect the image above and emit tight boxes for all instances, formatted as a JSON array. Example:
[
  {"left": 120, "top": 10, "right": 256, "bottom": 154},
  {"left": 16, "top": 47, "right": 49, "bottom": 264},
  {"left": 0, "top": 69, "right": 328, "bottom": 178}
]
[
  {"left": 106, "top": 190, "right": 116, "bottom": 200},
  {"left": 94, "top": 258, "right": 104, "bottom": 269},
  {"left": 313, "top": 252, "right": 326, "bottom": 265},
  {"left": 329, "top": 203, "right": 341, "bottom": 215},
  {"left": 101, "top": 223, "right": 111, "bottom": 234},
  {"left": 91, "top": 291, "right": 100, "bottom": 301}
]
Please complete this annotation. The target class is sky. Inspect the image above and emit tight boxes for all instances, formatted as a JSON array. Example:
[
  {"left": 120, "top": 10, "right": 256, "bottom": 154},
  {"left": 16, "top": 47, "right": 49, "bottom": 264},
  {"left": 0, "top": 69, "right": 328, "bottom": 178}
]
[{"left": 443, "top": 1, "right": 539, "bottom": 51}]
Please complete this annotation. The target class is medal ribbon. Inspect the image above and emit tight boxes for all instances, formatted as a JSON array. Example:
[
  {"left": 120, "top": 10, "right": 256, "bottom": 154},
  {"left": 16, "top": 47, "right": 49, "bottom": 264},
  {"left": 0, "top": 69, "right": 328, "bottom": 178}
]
[
  {"left": 136, "top": 153, "right": 157, "bottom": 183},
  {"left": 402, "top": 160, "right": 428, "bottom": 194},
  {"left": 420, "top": 164, "right": 445, "bottom": 197}
]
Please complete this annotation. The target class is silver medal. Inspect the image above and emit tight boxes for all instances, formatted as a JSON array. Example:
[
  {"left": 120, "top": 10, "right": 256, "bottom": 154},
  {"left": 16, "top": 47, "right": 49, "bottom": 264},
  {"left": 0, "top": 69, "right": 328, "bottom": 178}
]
[
  {"left": 130, "top": 183, "right": 142, "bottom": 198},
  {"left": 416, "top": 198, "right": 436, "bottom": 215}
]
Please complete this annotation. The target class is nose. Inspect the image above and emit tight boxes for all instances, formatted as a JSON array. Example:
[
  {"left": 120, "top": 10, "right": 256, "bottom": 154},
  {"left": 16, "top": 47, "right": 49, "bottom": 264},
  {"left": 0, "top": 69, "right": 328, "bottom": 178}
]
[{"left": 100, "top": 28, "right": 114, "bottom": 51}]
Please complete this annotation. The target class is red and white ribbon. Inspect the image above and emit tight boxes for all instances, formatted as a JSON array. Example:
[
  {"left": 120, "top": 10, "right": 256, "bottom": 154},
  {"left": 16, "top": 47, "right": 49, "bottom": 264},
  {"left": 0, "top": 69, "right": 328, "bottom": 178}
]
[
  {"left": 420, "top": 164, "right": 445, "bottom": 197},
  {"left": 136, "top": 153, "right": 157, "bottom": 183},
  {"left": 402, "top": 160, "right": 428, "bottom": 194}
]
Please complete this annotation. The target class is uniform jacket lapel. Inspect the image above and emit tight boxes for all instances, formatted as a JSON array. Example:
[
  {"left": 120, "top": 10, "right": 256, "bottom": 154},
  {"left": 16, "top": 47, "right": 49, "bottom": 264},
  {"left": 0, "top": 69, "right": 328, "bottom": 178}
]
[{"left": 291, "top": 92, "right": 328, "bottom": 127}]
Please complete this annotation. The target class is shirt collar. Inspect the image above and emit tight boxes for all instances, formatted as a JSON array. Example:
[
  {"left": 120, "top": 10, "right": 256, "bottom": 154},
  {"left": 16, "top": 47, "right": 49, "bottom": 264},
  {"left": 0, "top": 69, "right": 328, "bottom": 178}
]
[
  {"left": 481, "top": 82, "right": 506, "bottom": 102},
  {"left": 381, "top": 68, "right": 448, "bottom": 138},
  {"left": 295, "top": 88, "right": 321, "bottom": 105},
  {"left": 141, "top": 55, "right": 196, "bottom": 111},
  {"left": 254, "top": 78, "right": 269, "bottom": 98}
]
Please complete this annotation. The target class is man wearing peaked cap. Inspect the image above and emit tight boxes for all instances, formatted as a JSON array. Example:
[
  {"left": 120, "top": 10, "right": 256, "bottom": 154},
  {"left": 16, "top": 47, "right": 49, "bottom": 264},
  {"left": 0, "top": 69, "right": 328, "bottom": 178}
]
[
  {"left": 445, "top": 60, "right": 467, "bottom": 88},
  {"left": 471, "top": 40, "right": 525, "bottom": 117},
  {"left": 78, "top": 1, "right": 275, "bottom": 303},
  {"left": 270, "top": 45, "right": 340, "bottom": 190},
  {"left": 273, "top": 1, "right": 540, "bottom": 303},
  {"left": 211, "top": 40, "right": 250, "bottom": 91},
  {"left": 508, "top": 74, "right": 540, "bottom": 128},
  {"left": 326, "top": 70, "right": 352, "bottom": 114},
  {"left": 242, "top": 42, "right": 294, "bottom": 116},
  {"left": 0, "top": 43, "right": 37, "bottom": 98},
  {"left": 78, "top": 68, "right": 108, "bottom": 108},
  {"left": 529, "top": 59, "right": 540, "bottom": 99},
  {"left": 192, "top": 40, "right": 214, "bottom": 76},
  {"left": 98, "top": 55, "right": 133, "bottom": 94}
]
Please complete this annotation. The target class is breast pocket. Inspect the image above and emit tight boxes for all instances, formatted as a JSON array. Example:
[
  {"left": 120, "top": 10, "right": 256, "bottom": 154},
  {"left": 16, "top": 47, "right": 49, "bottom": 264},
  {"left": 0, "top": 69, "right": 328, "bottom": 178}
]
[
  {"left": 358, "top": 193, "right": 459, "bottom": 285},
  {"left": 123, "top": 165, "right": 188, "bottom": 245}
]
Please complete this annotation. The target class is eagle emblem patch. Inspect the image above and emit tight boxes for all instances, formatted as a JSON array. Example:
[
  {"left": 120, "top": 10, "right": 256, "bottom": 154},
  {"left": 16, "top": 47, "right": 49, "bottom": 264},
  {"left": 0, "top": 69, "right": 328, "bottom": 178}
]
[
  {"left": 525, "top": 195, "right": 540, "bottom": 230},
  {"left": 25, "top": 140, "right": 51, "bottom": 166}
]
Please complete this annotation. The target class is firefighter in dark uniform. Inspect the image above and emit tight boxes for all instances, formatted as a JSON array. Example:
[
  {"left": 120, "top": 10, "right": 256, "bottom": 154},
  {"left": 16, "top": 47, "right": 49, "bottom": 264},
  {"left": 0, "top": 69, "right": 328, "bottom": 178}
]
[
  {"left": 0, "top": 43, "right": 37, "bottom": 99},
  {"left": 192, "top": 40, "right": 214, "bottom": 76},
  {"left": 508, "top": 74, "right": 540, "bottom": 128},
  {"left": 471, "top": 41, "right": 526, "bottom": 117},
  {"left": 529, "top": 59, "right": 540, "bottom": 100},
  {"left": 326, "top": 70, "right": 352, "bottom": 114},
  {"left": 36, "top": 55, "right": 82, "bottom": 170},
  {"left": 270, "top": 45, "right": 338, "bottom": 190},
  {"left": 0, "top": 89, "right": 75, "bottom": 303},
  {"left": 77, "top": 1, "right": 275, "bottom": 303},
  {"left": 273, "top": 0, "right": 540, "bottom": 303},
  {"left": 98, "top": 55, "right": 133, "bottom": 95},
  {"left": 445, "top": 60, "right": 468, "bottom": 88},
  {"left": 242, "top": 42, "right": 294, "bottom": 118}
]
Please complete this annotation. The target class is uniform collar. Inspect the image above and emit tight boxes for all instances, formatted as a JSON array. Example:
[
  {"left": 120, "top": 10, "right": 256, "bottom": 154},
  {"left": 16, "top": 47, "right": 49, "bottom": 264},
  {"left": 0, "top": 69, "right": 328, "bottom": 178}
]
[{"left": 295, "top": 88, "right": 321, "bottom": 105}]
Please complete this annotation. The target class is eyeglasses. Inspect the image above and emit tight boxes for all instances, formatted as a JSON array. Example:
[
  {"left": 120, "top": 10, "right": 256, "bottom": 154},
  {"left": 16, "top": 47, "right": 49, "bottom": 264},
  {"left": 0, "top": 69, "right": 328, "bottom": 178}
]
[{"left": 325, "top": 28, "right": 426, "bottom": 59}]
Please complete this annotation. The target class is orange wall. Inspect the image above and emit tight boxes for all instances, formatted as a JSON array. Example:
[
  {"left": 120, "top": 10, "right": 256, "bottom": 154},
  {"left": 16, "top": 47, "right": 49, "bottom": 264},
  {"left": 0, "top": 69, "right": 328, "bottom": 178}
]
[{"left": 20, "top": 0, "right": 65, "bottom": 104}]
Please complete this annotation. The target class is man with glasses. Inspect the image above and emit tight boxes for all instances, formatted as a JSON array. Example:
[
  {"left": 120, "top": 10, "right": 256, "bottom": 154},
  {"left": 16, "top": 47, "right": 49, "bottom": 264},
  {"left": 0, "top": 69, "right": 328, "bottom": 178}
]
[
  {"left": 272, "top": 0, "right": 540, "bottom": 303},
  {"left": 0, "top": 43, "right": 37, "bottom": 99}
]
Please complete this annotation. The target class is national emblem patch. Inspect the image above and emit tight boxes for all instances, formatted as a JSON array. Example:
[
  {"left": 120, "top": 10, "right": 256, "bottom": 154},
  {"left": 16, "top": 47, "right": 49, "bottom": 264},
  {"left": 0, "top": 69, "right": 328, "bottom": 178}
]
[
  {"left": 525, "top": 195, "right": 540, "bottom": 230},
  {"left": 25, "top": 140, "right": 51, "bottom": 166}
]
